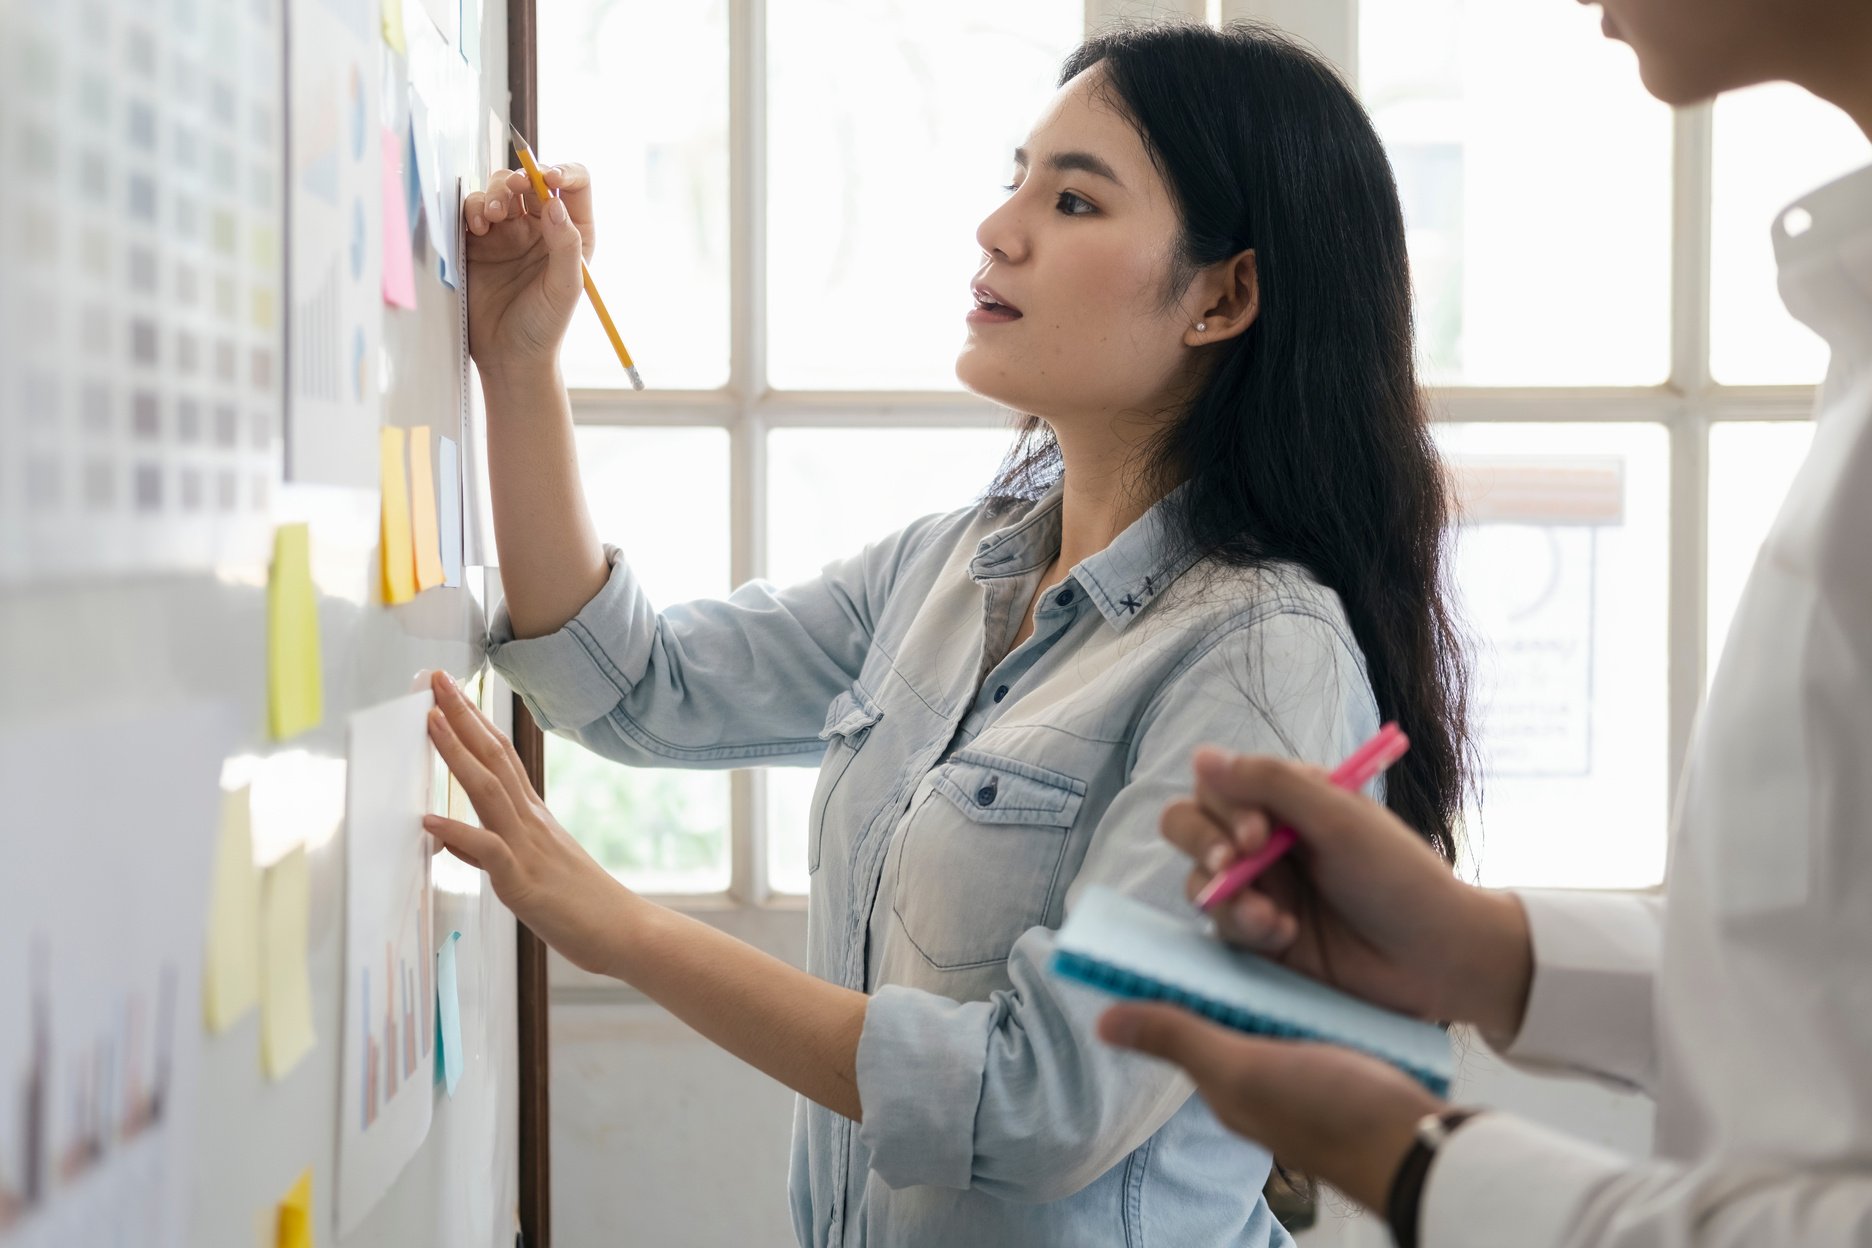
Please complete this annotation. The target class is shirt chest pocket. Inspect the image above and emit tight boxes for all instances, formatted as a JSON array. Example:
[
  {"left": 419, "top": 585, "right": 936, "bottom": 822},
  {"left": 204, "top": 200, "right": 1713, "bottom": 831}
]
[
  {"left": 809, "top": 687, "right": 883, "bottom": 875},
  {"left": 893, "top": 751, "right": 1087, "bottom": 971}
]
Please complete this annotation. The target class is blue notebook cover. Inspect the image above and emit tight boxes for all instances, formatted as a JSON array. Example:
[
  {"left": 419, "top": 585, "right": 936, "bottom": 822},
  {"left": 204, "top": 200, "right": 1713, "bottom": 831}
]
[{"left": 1053, "top": 886, "right": 1452, "bottom": 1096}]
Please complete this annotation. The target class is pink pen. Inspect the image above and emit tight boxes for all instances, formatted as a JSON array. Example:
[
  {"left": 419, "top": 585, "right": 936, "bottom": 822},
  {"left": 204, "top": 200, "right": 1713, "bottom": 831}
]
[{"left": 1195, "top": 722, "right": 1410, "bottom": 912}]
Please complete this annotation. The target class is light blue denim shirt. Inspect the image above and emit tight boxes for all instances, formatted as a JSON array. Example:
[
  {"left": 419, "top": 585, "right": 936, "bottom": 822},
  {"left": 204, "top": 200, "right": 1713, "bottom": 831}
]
[{"left": 489, "top": 481, "right": 1380, "bottom": 1248}]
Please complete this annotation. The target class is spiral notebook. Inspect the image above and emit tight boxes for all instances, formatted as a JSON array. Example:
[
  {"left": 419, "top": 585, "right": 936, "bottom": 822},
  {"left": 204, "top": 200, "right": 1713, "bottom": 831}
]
[{"left": 1053, "top": 886, "right": 1453, "bottom": 1095}]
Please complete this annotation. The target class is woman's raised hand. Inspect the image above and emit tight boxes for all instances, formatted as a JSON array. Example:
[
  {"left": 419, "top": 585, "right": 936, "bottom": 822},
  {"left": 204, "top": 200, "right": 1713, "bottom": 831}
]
[
  {"left": 421, "top": 669, "right": 627, "bottom": 976},
  {"left": 1160, "top": 749, "right": 1533, "bottom": 1037},
  {"left": 462, "top": 163, "right": 597, "bottom": 377}
]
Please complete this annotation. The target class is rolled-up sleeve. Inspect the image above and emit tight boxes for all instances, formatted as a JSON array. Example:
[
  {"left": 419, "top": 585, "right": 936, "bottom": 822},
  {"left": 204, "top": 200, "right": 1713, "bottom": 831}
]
[
  {"left": 1492, "top": 890, "right": 1663, "bottom": 1093},
  {"left": 856, "top": 608, "right": 1380, "bottom": 1200},
  {"left": 488, "top": 512, "right": 957, "bottom": 768}
]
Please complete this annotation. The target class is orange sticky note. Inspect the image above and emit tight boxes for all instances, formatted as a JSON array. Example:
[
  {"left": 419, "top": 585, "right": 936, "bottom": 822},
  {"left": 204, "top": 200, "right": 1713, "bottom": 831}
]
[
  {"left": 408, "top": 426, "right": 445, "bottom": 590},
  {"left": 381, "top": 129, "right": 418, "bottom": 310},
  {"left": 379, "top": 427, "right": 417, "bottom": 605},
  {"left": 277, "top": 1168, "right": 313, "bottom": 1248}
]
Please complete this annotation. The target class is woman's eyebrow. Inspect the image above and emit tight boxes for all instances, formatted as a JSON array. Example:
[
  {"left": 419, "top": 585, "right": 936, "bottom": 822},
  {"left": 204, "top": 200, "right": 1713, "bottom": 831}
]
[{"left": 1013, "top": 146, "right": 1125, "bottom": 189}]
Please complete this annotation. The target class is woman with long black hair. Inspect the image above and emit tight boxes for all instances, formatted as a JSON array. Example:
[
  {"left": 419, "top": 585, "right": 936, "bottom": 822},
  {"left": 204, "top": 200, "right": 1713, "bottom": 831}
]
[{"left": 424, "top": 20, "right": 1470, "bottom": 1247}]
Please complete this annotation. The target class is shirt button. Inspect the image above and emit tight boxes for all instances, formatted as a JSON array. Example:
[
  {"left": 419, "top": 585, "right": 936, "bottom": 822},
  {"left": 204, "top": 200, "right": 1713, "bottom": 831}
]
[
  {"left": 1055, "top": 588, "right": 1074, "bottom": 607},
  {"left": 993, "top": 685, "right": 1008, "bottom": 703},
  {"left": 976, "top": 781, "right": 997, "bottom": 806}
]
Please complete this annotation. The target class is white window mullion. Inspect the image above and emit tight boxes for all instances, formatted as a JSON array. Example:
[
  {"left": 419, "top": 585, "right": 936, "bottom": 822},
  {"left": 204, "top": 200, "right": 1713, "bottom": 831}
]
[
  {"left": 1221, "top": 0, "right": 1357, "bottom": 83},
  {"left": 725, "top": 0, "right": 771, "bottom": 904},
  {"left": 1086, "top": 0, "right": 1205, "bottom": 35},
  {"left": 1667, "top": 405, "right": 1711, "bottom": 812},
  {"left": 1671, "top": 101, "right": 1716, "bottom": 397}
]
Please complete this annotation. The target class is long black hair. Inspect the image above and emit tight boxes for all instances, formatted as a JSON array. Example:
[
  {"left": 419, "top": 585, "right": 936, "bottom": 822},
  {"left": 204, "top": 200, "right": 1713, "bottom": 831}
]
[{"left": 990, "top": 21, "right": 1473, "bottom": 859}]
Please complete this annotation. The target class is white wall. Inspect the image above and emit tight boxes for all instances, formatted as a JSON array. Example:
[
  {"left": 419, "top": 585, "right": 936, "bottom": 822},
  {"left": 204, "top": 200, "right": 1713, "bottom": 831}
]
[{"left": 551, "top": 1002, "right": 1652, "bottom": 1247}]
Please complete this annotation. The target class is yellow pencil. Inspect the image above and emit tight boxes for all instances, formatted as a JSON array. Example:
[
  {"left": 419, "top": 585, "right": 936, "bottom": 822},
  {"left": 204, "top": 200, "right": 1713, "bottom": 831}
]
[{"left": 507, "top": 123, "right": 645, "bottom": 391}]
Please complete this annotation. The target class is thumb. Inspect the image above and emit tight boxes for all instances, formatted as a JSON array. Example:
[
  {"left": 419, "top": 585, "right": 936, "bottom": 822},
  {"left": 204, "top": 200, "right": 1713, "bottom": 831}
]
[
  {"left": 1099, "top": 1002, "right": 1268, "bottom": 1092},
  {"left": 539, "top": 196, "right": 585, "bottom": 300}
]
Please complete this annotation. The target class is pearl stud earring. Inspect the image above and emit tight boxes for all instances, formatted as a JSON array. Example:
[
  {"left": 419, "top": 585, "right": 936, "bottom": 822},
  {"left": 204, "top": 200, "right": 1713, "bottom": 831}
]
[{"left": 1195, "top": 321, "right": 1206, "bottom": 332}]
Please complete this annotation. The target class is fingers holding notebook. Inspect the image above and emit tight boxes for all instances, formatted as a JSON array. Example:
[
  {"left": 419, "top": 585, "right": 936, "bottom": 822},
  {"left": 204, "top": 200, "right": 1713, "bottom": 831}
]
[{"left": 1179, "top": 748, "right": 1536, "bottom": 1038}]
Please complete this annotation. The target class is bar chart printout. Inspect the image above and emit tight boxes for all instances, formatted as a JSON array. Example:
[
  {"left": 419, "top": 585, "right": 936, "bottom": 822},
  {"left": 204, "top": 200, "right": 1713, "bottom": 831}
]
[
  {"left": 338, "top": 690, "right": 437, "bottom": 1233},
  {"left": 0, "top": 703, "right": 235, "bottom": 1248}
]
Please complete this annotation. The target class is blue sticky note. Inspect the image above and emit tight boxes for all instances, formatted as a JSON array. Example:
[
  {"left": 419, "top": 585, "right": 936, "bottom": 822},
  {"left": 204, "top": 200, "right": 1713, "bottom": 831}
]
[
  {"left": 436, "top": 929, "right": 464, "bottom": 1096},
  {"left": 404, "top": 121, "right": 424, "bottom": 241},
  {"left": 437, "top": 435, "right": 463, "bottom": 587}
]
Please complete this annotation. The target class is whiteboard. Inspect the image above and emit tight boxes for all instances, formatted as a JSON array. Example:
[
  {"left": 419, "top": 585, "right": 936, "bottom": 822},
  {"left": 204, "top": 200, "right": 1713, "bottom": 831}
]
[{"left": 0, "top": 0, "right": 523, "bottom": 1242}]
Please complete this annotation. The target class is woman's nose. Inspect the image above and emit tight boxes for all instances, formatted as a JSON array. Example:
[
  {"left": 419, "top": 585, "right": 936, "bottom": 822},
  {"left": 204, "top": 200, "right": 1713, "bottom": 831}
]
[{"left": 975, "top": 195, "right": 1028, "bottom": 265}]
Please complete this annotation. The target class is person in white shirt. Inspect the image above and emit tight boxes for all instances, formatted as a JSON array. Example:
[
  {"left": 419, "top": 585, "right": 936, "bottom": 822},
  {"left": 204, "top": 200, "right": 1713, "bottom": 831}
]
[{"left": 1095, "top": 1, "right": 1872, "bottom": 1245}]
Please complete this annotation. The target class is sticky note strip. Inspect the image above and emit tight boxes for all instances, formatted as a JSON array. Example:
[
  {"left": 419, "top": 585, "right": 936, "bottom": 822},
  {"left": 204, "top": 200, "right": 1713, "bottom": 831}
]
[
  {"left": 403, "top": 122, "right": 424, "bottom": 241},
  {"left": 267, "top": 523, "right": 323, "bottom": 741},
  {"left": 204, "top": 786, "right": 261, "bottom": 1032},
  {"left": 381, "top": 129, "right": 418, "bottom": 310},
  {"left": 409, "top": 426, "right": 445, "bottom": 590},
  {"left": 434, "top": 159, "right": 461, "bottom": 290},
  {"left": 260, "top": 846, "right": 316, "bottom": 1079},
  {"left": 381, "top": 0, "right": 407, "bottom": 53},
  {"left": 379, "top": 427, "right": 418, "bottom": 605},
  {"left": 438, "top": 435, "right": 463, "bottom": 587},
  {"left": 410, "top": 91, "right": 449, "bottom": 267},
  {"left": 277, "top": 1168, "right": 313, "bottom": 1248},
  {"left": 435, "top": 930, "right": 463, "bottom": 1096}
]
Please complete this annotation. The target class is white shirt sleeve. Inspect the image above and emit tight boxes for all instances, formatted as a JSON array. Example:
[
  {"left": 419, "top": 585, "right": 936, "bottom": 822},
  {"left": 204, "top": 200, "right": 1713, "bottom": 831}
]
[
  {"left": 1421, "top": 1113, "right": 1872, "bottom": 1248},
  {"left": 1492, "top": 890, "right": 1664, "bottom": 1093}
]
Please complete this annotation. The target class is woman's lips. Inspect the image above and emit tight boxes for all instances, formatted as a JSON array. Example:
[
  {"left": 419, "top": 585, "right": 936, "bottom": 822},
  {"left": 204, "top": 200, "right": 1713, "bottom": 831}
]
[{"left": 969, "top": 282, "right": 1023, "bottom": 323}]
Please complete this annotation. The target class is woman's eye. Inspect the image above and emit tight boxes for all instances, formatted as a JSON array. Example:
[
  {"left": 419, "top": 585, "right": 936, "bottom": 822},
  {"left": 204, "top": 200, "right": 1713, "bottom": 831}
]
[
  {"left": 1000, "top": 182, "right": 1019, "bottom": 194},
  {"left": 1055, "top": 191, "right": 1094, "bottom": 216}
]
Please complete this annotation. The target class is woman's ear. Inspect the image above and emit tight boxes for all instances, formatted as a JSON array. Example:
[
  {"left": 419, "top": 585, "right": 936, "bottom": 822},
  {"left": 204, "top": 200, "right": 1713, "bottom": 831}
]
[{"left": 1183, "top": 249, "right": 1259, "bottom": 346}]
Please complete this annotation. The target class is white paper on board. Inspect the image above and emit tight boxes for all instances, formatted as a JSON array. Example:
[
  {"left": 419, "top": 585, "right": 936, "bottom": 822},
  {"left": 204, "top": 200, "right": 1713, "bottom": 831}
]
[
  {"left": 0, "top": 701, "right": 239, "bottom": 1248},
  {"left": 336, "top": 690, "right": 438, "bottom": 1234}
]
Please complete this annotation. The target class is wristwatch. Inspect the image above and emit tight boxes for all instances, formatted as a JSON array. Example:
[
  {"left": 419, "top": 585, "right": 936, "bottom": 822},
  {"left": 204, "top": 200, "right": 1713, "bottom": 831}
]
[{"left": 1385, "top": 1107, "right": 1484, "bottom": 1248}]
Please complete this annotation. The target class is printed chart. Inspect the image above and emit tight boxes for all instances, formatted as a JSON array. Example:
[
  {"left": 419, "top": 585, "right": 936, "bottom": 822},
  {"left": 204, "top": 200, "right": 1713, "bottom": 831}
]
[
  {"left": 285, "top": 0, "right": 384, "bottom": 487},
  {"left": 0, "top": 703, "right": 236, "bottom": 1248},
  {"left": 337, "top": 690, "right": 438, "bottom": 1233}
]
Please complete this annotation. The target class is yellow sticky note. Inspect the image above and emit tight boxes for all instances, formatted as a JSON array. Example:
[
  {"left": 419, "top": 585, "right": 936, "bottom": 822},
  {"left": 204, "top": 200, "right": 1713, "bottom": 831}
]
[
  {"left": 379, "top": 426, "right": 418, "bottom": 605},
  {"left": 204, "top": 786, "right": 261, "bottom": 1033},
  {"left": 268, "top": 523, "right": 324, "bottom": 740},
  {"left": 408, "top": 426, "right": 445, "bottom": 591},
  {"left": 260, "top": 846, "right": 316, "bottom": 1079},
  {"left": 277, "top": 1168, "right": 314, "bottom": 1248},
  {"left": 381, "top": 0, "right": 407, "bottom": 53}
]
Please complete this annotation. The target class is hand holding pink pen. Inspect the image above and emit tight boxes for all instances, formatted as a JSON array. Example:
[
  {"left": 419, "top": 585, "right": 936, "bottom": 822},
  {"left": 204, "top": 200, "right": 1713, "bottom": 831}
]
[{"left": 1194, "top": 723, "right": 1411, "bottom": 912}]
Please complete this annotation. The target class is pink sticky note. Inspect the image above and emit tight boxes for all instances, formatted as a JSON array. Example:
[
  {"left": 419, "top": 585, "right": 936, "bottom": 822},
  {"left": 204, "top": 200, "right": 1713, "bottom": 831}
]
[{"left": 382, "top": 128, "right": 418, "bottom": 310}]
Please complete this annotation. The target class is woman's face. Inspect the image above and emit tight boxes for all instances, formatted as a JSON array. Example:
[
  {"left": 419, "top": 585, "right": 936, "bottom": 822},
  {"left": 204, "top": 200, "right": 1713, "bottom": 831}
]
[{"left": 955, "top": 66, "right": 1208, "bottom": 430}]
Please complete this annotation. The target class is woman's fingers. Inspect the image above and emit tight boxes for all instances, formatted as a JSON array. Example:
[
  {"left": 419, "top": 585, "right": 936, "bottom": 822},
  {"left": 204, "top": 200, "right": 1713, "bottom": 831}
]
[
  {"left": 1160, "top": 796, "right": 1237, "bottom": 875},
  {"left": 430, "top": 671, "right": 532, "bottom": 796},
  {"left": 422, "top": 814, "right": 507, "bottom": 875},
  {"left": 427, "top": 706, "right": 521, "bottom": 832}
]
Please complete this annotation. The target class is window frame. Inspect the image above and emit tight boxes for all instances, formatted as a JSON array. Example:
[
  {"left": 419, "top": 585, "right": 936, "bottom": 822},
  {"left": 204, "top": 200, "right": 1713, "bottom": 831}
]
[{"left": 544, "top": 0, "right": 1820, "bottom": 994}]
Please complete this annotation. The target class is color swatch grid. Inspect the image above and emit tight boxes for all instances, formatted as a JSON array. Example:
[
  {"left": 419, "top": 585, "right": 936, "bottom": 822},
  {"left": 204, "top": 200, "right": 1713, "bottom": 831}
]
[{"left": 0, "top": 0, "right": 285, "bottom": 583}]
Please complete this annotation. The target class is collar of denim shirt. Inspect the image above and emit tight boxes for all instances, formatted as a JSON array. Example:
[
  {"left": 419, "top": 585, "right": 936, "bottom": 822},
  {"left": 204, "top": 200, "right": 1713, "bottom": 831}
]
[{"left": 965, "top": 481, "right": 1202, "bottom": 633}]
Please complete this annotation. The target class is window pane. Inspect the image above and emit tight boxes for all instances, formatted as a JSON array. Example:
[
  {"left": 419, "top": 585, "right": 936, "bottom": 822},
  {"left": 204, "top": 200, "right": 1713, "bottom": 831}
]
[
  {"left": 764, "top": 425, "right": 1013, "bottom": 893},
  {"left": 538, "top": 1, "right": 729, "bottom": 389},
  {"left": 766, "top": 1, "right": 1082, "bottom": 390},
  {"left": 546, "top": 427, "right": 734, "bottom": 893},
  {"left": 1361, "top": 2, "right": 1672, "bottom": 385},
  {"left": 1440, "top": 423, "right": 1669, "bottom": 889},
  {"left": 1707, "top": 421, "right": 1814, "bottom": 678},
  {"left": 1710, "top": 85, "right": 1868, "bottom": 386}
]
